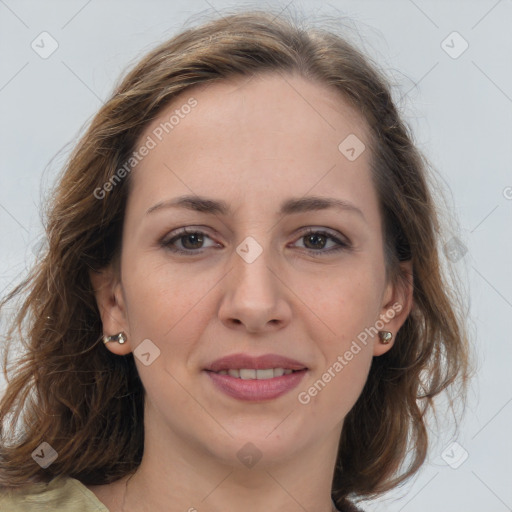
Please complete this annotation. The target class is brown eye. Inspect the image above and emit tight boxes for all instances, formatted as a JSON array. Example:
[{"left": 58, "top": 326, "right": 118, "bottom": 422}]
[
  {"left": 293, "top": 229, "right": 350, "bottom": 255},
  {"left": 161, "top": 228, "right": 218, "bottom": 255},
  {"left": 179, "top": 232, "right": 204, "bottom": 250},
  {"left": 303, "top": 232, "right": 328, "bottom": 250}
]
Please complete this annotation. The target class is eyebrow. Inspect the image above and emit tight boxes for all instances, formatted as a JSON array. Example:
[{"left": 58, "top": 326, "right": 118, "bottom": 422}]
[{"left": 146, "top": 194, "right": 365, "bottom": 221}]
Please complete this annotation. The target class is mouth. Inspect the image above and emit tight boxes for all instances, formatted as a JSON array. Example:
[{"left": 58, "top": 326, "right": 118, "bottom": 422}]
[
  {"left": 204, "top": 353, "right": 308, "bottom": 373},
  {"left": 203, "top": 353, "right": 308, "bottom": 401},
  {"left": 208, "top": 368, "right": 304, "bottom": 379}
]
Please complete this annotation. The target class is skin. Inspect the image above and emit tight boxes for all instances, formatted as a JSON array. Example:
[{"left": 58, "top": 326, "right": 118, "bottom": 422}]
[{"left": 88, "top": 72, "right": 413, "bottom": 512}]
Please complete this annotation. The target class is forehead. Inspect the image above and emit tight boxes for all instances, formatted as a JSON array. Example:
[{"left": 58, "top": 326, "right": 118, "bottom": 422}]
[
  {"left": 141, "top": 71, "right": 368, "bottom": 152},
  {"left": 128, "top": 72, "right": 374, "bottom": 215}
]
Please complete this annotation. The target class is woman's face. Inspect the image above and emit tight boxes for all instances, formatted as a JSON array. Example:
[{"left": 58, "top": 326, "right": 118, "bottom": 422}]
[{"left": 93, "top": 72, "right": 410, "bottom": 467}]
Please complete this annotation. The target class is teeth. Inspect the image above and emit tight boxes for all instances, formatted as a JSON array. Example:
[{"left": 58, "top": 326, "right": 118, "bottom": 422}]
[
  {"left": 240, "top": 369, "right": 256, "bottom": 380},
  {"left": 215, "top": 368, "right": 299, "bottom": 379},
  {"left": 255, "top": 369, "right": 274, "bottom": 380}
]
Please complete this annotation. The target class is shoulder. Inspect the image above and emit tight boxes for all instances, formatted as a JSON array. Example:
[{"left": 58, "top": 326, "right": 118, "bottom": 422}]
[{"left": 0, "top": 475, "right": 109, "bottom": 511}]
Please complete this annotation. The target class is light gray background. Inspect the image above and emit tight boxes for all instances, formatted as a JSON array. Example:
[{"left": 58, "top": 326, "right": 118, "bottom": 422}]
[{"left": 1, "top": 1, "right": 511, "bottom": 511}]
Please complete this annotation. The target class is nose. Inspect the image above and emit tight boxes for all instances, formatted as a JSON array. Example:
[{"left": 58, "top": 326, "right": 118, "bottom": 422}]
[{"left": 218, "top": 241, "right": 292, "bottom": 334}]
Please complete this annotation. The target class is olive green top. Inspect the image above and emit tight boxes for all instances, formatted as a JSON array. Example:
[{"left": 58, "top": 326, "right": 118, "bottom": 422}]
[
  {"left": 0, "top": 476, "right": 365, "bottom": 511},
  {"left": 0, "top": 476, "right": 109, "bottom": 511}
]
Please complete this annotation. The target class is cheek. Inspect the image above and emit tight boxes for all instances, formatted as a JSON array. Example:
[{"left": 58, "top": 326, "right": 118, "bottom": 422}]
[
  {"left": 122, "top": 249, "right": 216, "bottom": 340},
  {"left": 122, "top": 259, "right": 215, "bottom": 393},
  {"left": 298, "top": 309, "right": 375, "bottom": 421},
  {"left": 292, "top": 258, "right": 384, "bottom": 337},
  {"left": 296, "top": 332, "right": 374, "bottom": 425},
  {"left": 292, "top": 262, "right": 382, "bottom": 409}
]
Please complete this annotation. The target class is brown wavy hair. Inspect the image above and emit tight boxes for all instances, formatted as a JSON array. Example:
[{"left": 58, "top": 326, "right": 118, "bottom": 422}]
[{"left": 0, "top": 7, "right": 473, "bottom": 506}]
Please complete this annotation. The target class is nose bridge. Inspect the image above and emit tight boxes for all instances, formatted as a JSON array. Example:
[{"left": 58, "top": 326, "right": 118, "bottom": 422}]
[
  {"left": 232, "top": 233, "right": 275, "bottom": 298},
  {"left": 218, "top": 231, "right": 290, "bottom": 331}
]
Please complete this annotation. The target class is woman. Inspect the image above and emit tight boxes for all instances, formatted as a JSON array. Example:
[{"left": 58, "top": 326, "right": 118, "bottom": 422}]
[{"left": 0, "top": 8, "right": 472, "bottom": 512}]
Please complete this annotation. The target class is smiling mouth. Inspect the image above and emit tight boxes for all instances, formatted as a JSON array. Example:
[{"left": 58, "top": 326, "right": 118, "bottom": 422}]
[
  {"left": 205, "top": 367, "right": 308, "bottom": 401},
  {"left": 209, "top": 368, "right": 305, "bottom": 380}
]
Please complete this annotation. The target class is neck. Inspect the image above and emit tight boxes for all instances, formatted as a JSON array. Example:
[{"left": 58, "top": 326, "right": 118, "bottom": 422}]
[
  {"left": 122, "top": 464, "right": 338, "bottom": 512},
  {"left": 116, "top": 405, "right": 342, "bottom": 512}
]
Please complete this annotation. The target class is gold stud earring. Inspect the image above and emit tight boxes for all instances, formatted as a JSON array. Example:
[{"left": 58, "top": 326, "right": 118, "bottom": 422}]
[
  {"left": 378, "top": 331, "right": 393, "bottom": 344},
  {"left": 102, "top": 332, "right": 127, "bottom": 344}
]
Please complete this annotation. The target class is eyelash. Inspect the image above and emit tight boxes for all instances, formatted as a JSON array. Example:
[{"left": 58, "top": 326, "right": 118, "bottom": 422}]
[{"left": 161, "top": 227, "right": 350, "bottom": 256}]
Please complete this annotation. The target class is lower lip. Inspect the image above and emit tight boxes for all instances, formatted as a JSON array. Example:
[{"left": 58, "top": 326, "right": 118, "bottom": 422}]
[{"left": 205, "top": 370, "right": 307, "bottom": 401}]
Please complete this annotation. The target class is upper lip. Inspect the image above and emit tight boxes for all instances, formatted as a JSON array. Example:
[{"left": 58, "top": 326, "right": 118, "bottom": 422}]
[{"left": 205, "top": 353, "right": 308, "bottom": 372}]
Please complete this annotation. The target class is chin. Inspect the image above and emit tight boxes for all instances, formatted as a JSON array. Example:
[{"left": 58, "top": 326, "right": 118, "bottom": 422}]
[{"left": 204, "top": 423, "right": 311, "bottom": 466}]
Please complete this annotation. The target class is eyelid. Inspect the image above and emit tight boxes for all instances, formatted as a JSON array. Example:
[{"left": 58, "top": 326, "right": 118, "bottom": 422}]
[
  {"left": 160, "top": 226, "right": 351, "bottom": 255},
  {"left": 295, "top": 227, "right": 350, "bottom": 244},
  {"left": 160, "top": 227, "right": 219, "bottom": 253},
  {"left": 290, "top": 227, "right": 351, "bottom": 254}
]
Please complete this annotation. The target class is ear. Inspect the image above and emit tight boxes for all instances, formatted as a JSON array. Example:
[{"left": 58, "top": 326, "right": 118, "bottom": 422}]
[
  {"left": 373, "top": 260, "right": 414, "bottom": 356},
  {"left": 89, "top": 265, "right": 133, "bottom": 356}
]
